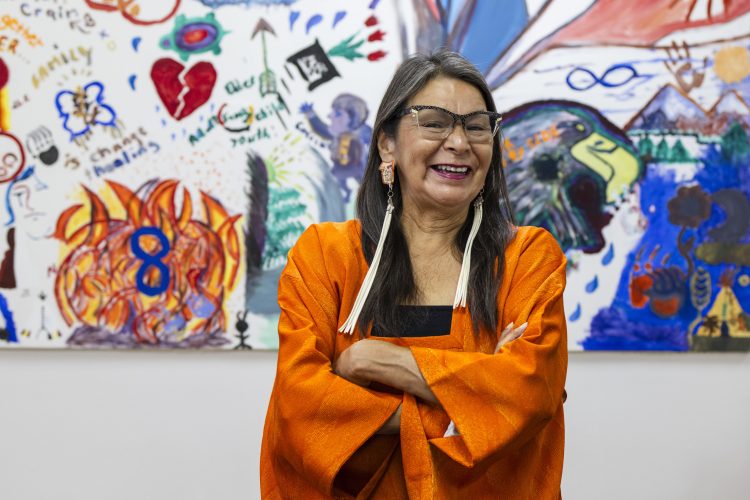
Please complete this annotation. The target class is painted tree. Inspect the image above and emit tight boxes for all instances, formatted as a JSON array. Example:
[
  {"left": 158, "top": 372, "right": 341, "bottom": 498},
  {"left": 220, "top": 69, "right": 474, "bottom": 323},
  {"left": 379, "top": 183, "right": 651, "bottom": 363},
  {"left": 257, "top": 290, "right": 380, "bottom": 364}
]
[
  {"left": 262, "top": 186, "right": 306, "bottom": 269},
  {"left": 667, "top": 185, "right": 711, "bottom": 278},
  {"left": 688, "top": 266, "right": 711, "bottom": 345},
  {"left": 655, "top": 138, "right": 670, "bottom": 162},
  {"left": 669, "top": 139, "right": 691, "bottom": 162},
  {"left": 637, "top": 136, "right": 654, "bottom": 159},
  {"left": 721, "top": 121, "right": 750, "bottom": 165}
]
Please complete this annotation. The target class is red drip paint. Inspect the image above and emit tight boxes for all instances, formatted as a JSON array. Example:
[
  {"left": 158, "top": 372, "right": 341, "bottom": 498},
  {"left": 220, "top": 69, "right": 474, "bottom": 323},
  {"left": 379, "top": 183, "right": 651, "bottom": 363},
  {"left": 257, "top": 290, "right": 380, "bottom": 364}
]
[
  {"left": 368, "top": 30, "right": 385, "bottom": 42},
  {"left": 367, "top": 50, "right": 386, "bottom": 61}
]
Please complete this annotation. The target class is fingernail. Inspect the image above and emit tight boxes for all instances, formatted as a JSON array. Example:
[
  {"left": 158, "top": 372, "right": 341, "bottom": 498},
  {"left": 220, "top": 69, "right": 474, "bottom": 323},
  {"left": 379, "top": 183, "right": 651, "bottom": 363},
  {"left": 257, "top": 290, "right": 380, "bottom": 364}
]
[
  {"left": 507, "top": 321, "right": 515, "bottom": 329},
  {"left": 518, "top": 322, "right": 528, "bottom": 331}
]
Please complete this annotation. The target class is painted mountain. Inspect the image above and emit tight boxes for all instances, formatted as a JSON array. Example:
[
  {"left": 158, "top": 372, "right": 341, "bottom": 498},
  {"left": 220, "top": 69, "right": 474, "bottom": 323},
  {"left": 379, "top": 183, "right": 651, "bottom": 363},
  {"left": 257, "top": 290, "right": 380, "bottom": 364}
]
[
  {"left": 707, "top": 90, "right": 750, "bottom": 135},
  {"left": 625, "top": 84, "right": 707, "bottom": 134},
  {"left": 626, "top": 84, "right": 750, "bottom": 136}
]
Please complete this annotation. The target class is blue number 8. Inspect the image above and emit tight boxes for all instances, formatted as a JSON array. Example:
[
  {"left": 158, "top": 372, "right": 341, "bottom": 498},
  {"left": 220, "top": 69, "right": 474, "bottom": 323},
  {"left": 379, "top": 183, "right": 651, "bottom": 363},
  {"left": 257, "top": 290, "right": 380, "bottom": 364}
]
[{"left": 130, "top": 227, "right": 170, "bottom": 296}]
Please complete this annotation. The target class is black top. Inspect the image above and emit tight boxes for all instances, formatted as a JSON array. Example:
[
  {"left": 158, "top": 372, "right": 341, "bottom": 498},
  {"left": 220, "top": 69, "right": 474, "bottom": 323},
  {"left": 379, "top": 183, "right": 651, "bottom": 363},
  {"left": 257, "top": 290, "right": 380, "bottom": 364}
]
[{"left": 370, "top": 305, "right": 453, "bottom": 337}]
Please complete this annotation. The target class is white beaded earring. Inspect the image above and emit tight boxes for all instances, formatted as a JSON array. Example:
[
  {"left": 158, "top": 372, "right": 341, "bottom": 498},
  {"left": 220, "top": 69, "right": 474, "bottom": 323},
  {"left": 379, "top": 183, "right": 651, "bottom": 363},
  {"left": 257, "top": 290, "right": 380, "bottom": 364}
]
[{"left": 338, "top": 160, "right": 395, "bottom": 334}]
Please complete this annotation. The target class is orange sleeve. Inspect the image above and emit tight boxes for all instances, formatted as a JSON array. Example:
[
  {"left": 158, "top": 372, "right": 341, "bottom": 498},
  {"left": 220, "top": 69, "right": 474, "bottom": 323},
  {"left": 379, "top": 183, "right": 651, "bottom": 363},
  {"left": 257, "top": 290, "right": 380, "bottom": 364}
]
[
  {"left": 267, "top": 225, "right": 402, "bottom": 495},
  {"left": 410, "top": 228, "right": 568, "bottom": 467}
]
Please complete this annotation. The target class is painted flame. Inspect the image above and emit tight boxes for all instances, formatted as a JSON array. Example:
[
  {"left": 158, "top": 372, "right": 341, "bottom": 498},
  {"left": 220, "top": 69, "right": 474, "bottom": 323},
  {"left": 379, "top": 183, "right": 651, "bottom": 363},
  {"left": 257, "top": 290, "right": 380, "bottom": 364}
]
[{"left": 54, "top": 179, "right": 241, "bottom": 345}]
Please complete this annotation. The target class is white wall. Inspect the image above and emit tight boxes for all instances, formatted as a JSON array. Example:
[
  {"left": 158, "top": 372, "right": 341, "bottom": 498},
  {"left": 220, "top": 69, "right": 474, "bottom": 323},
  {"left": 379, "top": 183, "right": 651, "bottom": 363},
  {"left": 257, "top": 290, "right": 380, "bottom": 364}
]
[{"left": 1, "top": 351, "right": 749, "bottom": 500}]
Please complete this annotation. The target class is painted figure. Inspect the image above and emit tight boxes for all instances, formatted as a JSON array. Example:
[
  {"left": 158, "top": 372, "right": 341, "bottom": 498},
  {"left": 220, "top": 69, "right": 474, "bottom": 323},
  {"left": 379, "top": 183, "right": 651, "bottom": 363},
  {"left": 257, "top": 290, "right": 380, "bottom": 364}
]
[{"left": 300, "top": 93, "right": 372, "bottom": 202}]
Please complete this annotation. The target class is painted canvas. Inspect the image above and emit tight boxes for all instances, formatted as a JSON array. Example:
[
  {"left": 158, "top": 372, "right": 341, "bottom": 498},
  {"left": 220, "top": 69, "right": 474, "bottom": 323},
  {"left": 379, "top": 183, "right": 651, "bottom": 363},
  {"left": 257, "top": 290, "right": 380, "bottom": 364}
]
[{"left": 0, "top": 0, "right": 748, "bottom": 351}]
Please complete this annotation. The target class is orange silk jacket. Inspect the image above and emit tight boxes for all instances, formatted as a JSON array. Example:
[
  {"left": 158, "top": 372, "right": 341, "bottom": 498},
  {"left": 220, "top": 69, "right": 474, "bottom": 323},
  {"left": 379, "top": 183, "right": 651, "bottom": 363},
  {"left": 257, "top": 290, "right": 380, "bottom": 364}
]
[{"left": 260, "top": 221, "right": 568, "bottom": 499}]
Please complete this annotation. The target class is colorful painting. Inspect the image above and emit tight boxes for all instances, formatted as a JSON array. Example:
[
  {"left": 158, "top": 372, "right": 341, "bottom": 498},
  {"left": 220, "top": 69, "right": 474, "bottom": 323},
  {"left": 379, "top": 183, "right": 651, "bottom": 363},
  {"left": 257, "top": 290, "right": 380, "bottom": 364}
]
[{"left": 1, "top": 0, "right": 748, "bottom": 351}]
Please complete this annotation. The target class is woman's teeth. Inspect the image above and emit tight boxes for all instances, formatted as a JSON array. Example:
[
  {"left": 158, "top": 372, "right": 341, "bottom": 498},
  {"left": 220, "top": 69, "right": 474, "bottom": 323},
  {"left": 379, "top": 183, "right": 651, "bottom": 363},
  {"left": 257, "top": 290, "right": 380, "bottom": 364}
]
[{"left": 434, "top": 165, "right": 469, "bottom": 173}]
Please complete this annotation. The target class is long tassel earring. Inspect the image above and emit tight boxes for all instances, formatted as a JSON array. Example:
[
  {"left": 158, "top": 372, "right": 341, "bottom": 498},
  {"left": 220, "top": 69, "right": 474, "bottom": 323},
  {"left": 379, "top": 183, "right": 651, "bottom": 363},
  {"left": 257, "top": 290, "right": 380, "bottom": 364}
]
[
  {"left": 339, "top": 160, "right": 395, "bottom": 334},
  {"left": 453, "top": 190, "right": 483, "bottom": 308}
]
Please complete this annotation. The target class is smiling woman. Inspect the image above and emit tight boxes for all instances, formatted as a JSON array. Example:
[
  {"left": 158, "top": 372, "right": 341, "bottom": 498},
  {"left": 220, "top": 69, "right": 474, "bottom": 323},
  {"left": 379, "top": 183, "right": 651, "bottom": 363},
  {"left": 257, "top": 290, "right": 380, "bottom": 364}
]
[{"left": 261, "top": 50, "right": 568, "bottom": 499}]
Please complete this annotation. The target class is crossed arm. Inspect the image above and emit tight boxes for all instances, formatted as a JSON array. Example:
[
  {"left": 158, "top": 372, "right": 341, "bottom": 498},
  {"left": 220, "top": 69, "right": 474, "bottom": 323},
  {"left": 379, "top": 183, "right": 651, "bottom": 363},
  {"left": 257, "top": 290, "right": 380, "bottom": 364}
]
[{"left": 333, "top": 322, "right": 528, "bottom": 433}]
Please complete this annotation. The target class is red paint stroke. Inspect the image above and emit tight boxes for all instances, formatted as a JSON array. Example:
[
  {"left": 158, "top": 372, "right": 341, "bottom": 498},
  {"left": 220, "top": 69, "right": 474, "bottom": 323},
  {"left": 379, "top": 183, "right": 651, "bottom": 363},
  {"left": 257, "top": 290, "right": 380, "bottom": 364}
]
[
  {"left": 0, "top": 132, "right": 25, "bottom": 184},
  {"left": 368, "top": 29, "right": 385, "bottom": 42},
  {"left": 423, "top": 0, "right": 441, "bottom": 22},
  {"left": 367, "top": 50, "right": 387, "bottom": 61},
  {"left": 150, "top": 58, "right": 217, "bottom": 121},
  {"left": 491, "top": 0, "right": 750, "bottom": 88},
  {"left": 85, "top": 0, "right": 181, "bottom": 26},
  {"left": 364, "top": 14, "right": 378, "bottom": 27},
  {"left": 216, "top": 103, "right": 227, "bottom": 126},
  {"left": 629, "top": 274, "right": 653, "bottom": 308},
  {"left": 650, "top": 296, "right": 682, "bottom": 318},
  {"left": 184, "top": 29, "right": 209, "bottom": 44},
  {"left": 0, "top": 58, "right": 8, "bottom": 88},
  {"left": 550, "top": 0, "right": 750, "bottom": 46}
]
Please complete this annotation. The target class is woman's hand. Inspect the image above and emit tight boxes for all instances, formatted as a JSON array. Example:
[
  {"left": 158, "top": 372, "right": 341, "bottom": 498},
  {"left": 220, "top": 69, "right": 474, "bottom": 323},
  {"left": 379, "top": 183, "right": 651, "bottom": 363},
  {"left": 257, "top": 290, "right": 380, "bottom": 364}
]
[
  {"left": 332, "top": 339, "right": 374, "bottom": 387},
  {"left": 333, "top": 339, "right": 439, "bottom": 405},
  {"left": 335, "top": 322, "right": 526, "bottom": 389},
  {"left": 495, "top": 322, "right": 527, "bottom": 353}
]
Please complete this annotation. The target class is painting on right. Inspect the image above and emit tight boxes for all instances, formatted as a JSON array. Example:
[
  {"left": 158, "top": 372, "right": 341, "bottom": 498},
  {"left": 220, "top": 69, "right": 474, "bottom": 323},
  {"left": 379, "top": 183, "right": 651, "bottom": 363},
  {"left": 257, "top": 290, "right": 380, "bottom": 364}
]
[{"left": 401, "top": 0, "right": 750, "bottom": 350}]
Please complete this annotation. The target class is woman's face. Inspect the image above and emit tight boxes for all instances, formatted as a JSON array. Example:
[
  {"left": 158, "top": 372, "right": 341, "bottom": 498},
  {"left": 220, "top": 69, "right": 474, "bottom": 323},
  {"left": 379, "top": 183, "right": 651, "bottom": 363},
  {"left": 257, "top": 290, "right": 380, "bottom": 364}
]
[{"left": 383, "top": 76, "right": 493, "bottom": 215}]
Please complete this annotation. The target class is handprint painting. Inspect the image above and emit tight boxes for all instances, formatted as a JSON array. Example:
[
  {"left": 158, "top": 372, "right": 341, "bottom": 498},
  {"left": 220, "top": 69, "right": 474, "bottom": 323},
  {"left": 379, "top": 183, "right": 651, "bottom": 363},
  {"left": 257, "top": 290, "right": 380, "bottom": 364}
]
[{"left": 1, "top": 0, "right": 749, "bottom": 350}]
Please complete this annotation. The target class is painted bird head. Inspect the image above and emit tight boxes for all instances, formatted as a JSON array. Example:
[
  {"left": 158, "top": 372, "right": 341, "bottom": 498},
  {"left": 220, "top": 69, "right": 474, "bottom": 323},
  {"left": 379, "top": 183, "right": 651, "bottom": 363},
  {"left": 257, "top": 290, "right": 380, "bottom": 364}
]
[{"left": 501, "top": 100, "right": 642, "bottom": 253}]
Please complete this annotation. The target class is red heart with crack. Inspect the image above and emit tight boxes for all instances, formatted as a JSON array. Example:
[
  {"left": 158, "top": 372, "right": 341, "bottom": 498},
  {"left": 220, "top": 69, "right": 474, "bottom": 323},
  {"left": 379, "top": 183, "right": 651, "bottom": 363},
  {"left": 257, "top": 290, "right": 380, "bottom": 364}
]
[{"left": 150, "top": 58, "right": 217, "bottom": 121}]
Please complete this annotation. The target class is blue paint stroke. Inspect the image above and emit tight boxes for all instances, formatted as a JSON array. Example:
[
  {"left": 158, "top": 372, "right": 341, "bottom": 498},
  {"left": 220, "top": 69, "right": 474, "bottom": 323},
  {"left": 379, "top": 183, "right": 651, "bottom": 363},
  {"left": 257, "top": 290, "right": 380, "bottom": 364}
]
[
  {"left": 583, "top": 306, "right": 686, "bottom": 351},
  {"left": 369, "top": 0, "right": 381, "bottom": 8},
  {"left": 566, "top": 64, "right": 639, "bottom": 91},
  {"left": 55, "top": 81, "right": 117, "bottom": 140},
  {"left": 130, "top": 227, "right": 170, "bottom": 296},
  {"left": 585, "top": 275, "right": 599, "bottom": 293},
  {"left": 4, "top": 166, "right": 35, "bottom": 226},
  {"left": 128, "top": 74, "right": 137, "bottom": 91},
  {"left": 447, "top": 0, "right": 528, "bottom": 74},
  {"left": 569, "top": 303, "right": 581, "bottom": 322},
  {"left": 602, "top": 243, "right": 615, "bottom": 266},
  {"left": 0, "top": 292, "right": 17, "bottom": 343},
  {"left": 131, "top": 36, "right": 142, "bottom": 52},
  {"left": 289, "top": 11, "right": 300, "bottom": 31},
  {"left": 305, "top": 14, "right": 323, "bottom": 34},
  {"left": 332, "top": 11, "right": 346, "bottom": 28}
]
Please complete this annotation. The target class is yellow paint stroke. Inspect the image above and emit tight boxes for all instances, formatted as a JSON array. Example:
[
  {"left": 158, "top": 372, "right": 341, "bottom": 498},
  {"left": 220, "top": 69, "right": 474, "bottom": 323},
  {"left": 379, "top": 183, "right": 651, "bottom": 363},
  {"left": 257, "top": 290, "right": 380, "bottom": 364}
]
[
  {"left": 0, "top": 87, "right": 9, "bottom": 131},
  {"left": 570, "top": 132, "right": 640, "bottom": 203}
]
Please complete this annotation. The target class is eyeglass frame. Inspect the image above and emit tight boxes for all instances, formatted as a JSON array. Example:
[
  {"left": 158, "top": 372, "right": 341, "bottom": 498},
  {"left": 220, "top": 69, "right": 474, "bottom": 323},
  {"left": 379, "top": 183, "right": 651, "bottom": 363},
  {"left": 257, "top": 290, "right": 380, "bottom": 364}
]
[{"left": 397, "top": 105, "right": 503, "bottom": 143}]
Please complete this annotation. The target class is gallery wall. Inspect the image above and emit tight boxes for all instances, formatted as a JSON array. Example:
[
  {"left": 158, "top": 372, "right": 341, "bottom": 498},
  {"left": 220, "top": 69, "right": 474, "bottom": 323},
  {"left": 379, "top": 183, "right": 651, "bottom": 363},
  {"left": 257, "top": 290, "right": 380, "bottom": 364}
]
[{"left": 1, "top": 350, "right": 749, "bottom": 500}]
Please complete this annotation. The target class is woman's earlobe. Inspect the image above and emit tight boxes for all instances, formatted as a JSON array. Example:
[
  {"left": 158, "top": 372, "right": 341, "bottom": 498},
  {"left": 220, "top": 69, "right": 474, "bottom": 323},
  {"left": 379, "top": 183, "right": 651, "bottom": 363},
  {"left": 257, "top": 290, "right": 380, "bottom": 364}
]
[{"left": 377, "top": 131, "right": 396, "bottom": 161}]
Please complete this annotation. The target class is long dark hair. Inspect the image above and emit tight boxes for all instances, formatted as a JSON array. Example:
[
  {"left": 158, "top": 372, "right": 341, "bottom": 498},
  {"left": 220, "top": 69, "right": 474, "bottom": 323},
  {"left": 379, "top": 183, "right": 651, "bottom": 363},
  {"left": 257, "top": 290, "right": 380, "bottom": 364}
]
[{"left": 355, "top": 50, "right": 516, "bottom": 340}]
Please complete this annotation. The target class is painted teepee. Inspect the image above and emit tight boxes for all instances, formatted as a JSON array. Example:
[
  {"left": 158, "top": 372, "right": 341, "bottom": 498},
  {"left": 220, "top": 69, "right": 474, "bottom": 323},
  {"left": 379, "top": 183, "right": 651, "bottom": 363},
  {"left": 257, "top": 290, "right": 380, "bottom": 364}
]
[{"left": 697, "top": 270, "right": 750, "bottom": 338}]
